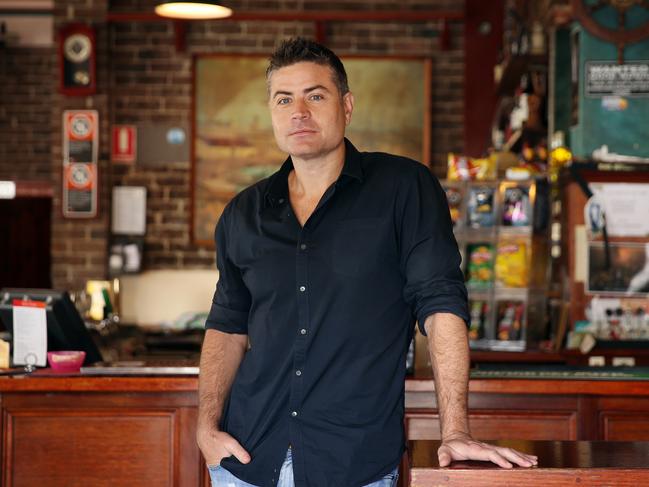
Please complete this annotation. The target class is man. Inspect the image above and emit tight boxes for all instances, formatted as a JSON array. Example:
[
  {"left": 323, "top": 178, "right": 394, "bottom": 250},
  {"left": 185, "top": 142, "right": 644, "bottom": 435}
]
[{"left": 197, "top": 38, "right": 537, "bottom": 487}]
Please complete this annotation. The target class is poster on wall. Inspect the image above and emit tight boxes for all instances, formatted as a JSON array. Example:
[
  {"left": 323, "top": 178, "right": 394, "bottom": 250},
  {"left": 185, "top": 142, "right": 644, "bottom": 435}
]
[
  {"left": 585, "top": 61, "right": 649, "bottom": 98},
  {"left": 62, "top": 110, "right": 98, "bottom": 218},
  {"left": 589, "top": 183, "right": 649, "bottom": 237}
]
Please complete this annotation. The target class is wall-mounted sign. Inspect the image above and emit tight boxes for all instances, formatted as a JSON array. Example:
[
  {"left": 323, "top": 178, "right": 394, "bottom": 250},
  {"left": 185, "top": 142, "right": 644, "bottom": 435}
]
[
  {"left": 585, "top": 61, "right": 649, "bottom": 98},
  {"left": 137, "top": 124, "right": 189, "bottom": 166},
  {"left": 111, "top": 125, "right": 137, "bottom": 164},
  {"left": 62, "top": 110, "right": 98, "bottom": 218}
]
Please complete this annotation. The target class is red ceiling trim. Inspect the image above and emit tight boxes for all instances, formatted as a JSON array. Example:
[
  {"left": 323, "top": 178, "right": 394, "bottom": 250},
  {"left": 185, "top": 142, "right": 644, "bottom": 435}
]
[{"left": 106, "top": 10, "right": 464, "bottom": 23}]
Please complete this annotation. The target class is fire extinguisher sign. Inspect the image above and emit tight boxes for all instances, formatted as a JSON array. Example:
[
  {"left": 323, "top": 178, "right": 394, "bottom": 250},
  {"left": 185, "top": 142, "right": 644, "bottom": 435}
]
[
  {"left": 111, "top": 125, "right": 137, "bottom": 164},
  {"left": 62, "top": 110, "right": 98, "bottom": 218}
]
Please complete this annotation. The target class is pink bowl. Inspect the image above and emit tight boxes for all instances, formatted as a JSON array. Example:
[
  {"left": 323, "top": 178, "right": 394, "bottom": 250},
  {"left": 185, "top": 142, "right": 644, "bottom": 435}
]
[{"left": 47, "top": 351, "right": 85, "bottom": 372}]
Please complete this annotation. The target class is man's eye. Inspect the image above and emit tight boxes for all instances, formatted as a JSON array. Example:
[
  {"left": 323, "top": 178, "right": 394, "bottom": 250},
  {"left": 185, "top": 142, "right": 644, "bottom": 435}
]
[
  {"left": 277, "top": 98, "right": 291, "bottom": 105},
  {"left": 310, "top": 94, "right": 323, "bottom": 101}
]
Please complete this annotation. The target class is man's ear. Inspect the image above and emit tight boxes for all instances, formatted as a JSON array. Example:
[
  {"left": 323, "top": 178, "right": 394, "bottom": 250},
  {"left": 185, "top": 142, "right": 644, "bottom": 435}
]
[{"left": 343, "top": 92, "right": 354, "bottom": 125}]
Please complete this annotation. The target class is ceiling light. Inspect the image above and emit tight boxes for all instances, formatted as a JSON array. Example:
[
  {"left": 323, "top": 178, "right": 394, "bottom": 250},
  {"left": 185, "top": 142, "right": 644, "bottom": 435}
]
[{"left": 155, "top": 2, "right": 233, "bottom": 20}]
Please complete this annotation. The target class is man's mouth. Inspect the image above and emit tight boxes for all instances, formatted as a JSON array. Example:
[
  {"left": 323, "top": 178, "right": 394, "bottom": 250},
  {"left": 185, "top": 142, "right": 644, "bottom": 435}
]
[{"left": 289, "top": 129, "right": 317, "bottom": 136}]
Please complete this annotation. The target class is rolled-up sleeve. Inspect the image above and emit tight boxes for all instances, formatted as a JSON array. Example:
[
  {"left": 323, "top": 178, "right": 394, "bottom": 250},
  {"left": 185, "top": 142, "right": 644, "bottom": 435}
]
[
  {"left": 399, "top": 164, "right": 469, "bottom": 335},
  {"left": 205, "top": 203, "right": 250, "bottom": 334}
]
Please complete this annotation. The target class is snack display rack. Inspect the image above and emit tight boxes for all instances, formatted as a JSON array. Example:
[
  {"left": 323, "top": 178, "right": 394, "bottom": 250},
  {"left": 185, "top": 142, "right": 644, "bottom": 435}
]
[{"left": 443, "top": 178, "right": 549, "bottom": 351}]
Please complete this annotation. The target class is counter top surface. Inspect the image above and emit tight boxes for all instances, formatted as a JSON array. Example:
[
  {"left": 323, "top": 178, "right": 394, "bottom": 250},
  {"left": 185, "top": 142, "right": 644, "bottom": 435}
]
[
  {"left": 407, "top": 440, "right": 649, "bottom": 486},
  {"left": 408, "top": 366, "right": 649, "bottom": 395},
  {"left": 409, "top": 440, "right": 649, "bottom": 469},
  {"left": 2, "top": 367, "right": 649, "bottom": 394},
  {"left": 0, "top": 371, "right": 198, "bottom": 392}
]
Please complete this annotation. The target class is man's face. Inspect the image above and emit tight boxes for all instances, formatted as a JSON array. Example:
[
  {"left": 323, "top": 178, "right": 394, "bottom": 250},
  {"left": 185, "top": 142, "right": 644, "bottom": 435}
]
[{"left": 268, "top": 62, "right": 353, "bottom": 161}]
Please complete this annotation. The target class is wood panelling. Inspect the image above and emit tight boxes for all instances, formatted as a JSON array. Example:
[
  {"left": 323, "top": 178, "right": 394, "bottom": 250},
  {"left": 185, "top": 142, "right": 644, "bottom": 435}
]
[
  {"left": 0, "top": 383, "right": 203, "bottom": 487},
  {"left": 407, "top": 411, "right": 577, "bottom": 441},
  {"left": 6, "top": 410, "right": 175, "bottom": 487},
  {"left": 597, "top": 397, "right": 649, "bottom": 440},
  {"left": 601, "top": 413, "right": 649, "bottom": 441}
]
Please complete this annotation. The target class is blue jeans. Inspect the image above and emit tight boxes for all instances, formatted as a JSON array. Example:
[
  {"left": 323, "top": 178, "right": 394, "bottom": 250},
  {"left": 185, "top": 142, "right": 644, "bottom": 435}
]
[{"left": 208, "top": 448, "right": 399, "bottom": 487}]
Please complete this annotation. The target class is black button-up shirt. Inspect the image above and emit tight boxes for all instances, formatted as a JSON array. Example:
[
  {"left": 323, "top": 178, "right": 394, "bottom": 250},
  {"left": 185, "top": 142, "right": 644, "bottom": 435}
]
[{"left": 206, "top": 139, "right": 469, "bottom": 487}]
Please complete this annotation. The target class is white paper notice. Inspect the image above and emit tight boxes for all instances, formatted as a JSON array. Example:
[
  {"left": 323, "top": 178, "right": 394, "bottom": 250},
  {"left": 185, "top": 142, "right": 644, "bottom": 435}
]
[
  {"left": 12, "top": 300, "right": 47, "bottom": 366},
  {"left": 574, "top": 225, "right": 588, "bottom": 283},
  {"left": 112, "top": 186, "right": 147, "bottom": 235},
  {"left": 591, "top": 183, "right": 649, "bottom": 237}
]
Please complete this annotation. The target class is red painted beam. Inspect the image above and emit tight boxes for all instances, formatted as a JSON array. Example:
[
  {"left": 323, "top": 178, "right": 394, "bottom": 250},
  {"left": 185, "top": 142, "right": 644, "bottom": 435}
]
[
  {"left": 440, "top": 19, "right": 450, "bottom": 50},
  {"left": 173, "top": 21, "right": 186, "bottom": 52},
  {"left": 463, "top": 0, "right": 504, "bottom": 157},
  {"left": 106, "top": 10, "right": 464, "bottom": 23},
  {"left": 315, "top": 21, "right": 327, "bottom": 44}
]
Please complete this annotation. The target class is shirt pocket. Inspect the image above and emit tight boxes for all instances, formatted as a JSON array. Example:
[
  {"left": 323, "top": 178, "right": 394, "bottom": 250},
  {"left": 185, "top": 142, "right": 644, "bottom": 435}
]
[{"left": 331, "top": 217, "right": 388, "bottom": 277}]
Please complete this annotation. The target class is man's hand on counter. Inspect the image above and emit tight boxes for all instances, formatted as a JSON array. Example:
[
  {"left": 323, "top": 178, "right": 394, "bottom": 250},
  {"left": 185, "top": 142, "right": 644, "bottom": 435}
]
[
  {"left": 438, "top": 433, "right": 538, "bottom": 469},
  {"left": 196, "top": 425, "right": 251, "bottom": 467}
]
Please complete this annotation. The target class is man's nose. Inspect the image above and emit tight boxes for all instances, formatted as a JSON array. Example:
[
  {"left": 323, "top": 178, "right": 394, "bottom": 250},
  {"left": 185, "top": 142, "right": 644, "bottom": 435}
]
[{"left": 291, "top": 100, "right": 310, "bottom": 120}]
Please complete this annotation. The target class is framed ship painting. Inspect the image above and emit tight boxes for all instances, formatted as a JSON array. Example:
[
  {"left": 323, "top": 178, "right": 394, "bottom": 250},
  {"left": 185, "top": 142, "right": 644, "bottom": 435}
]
[{"left": 192, "top": 54, "right": 431, "bottom": 245}]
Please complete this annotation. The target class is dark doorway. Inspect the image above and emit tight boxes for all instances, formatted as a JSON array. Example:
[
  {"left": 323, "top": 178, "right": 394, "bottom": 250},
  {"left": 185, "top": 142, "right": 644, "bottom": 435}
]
[{"left": 0, "top": 196, "right": 52, "bottom": 289}]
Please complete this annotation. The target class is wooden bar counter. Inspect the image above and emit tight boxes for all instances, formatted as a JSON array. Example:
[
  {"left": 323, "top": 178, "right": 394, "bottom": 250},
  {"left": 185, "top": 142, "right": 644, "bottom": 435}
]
[
  {"left": 0, "top": 372, "right": 201, "bottom": 487},
  {"left": 1, "top": 369, "right": 649, "bottom": 486},
  {"left": 407, "top": 440, "right": 649, "bottom": 486}
]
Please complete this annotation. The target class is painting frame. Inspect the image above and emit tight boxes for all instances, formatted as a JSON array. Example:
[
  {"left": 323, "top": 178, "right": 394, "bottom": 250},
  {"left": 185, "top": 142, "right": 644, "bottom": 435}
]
[{"left": 191, "top": 53, "right": 432, "bottom": 246}]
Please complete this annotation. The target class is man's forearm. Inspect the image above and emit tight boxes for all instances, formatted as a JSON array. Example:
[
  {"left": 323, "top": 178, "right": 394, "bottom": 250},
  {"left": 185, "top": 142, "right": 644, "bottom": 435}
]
[
  {"left": 198, "top": 329, "right": 248, "bottom": 429},
  {"left": 424, "top": 312, "right": 471, "bottom": 440}
]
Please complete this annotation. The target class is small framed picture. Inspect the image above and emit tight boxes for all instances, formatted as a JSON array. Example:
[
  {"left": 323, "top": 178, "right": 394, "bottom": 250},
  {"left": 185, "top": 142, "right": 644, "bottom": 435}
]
[
  {"left": 495, "top": 238, "right": 530, "bottom": 288},
  {"left": 501, "top": 184, "right": 532, "bottom": 227},
  {"left": 587, "top": 242, "right": 649, "bottom": 295},
  {"left": 495, "top": 300, "right": 526, "bottom": 341},
  {"left": 468, "top": 299, "right": 490, "bottom": 341},
  {"left": 465, "top": 243, "right": 495, "bottom": 288},
  {"left": 442, "top": 182, "right": 465, "bottom": 229},
  {"left": 467, "top": 185, "right": 496, "bottom": 228}
]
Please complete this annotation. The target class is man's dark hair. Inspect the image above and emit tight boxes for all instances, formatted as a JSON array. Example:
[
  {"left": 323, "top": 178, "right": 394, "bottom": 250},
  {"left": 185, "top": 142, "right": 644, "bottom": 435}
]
[{"left": 266, "top": 37, "right": 349, "bottom": 96}]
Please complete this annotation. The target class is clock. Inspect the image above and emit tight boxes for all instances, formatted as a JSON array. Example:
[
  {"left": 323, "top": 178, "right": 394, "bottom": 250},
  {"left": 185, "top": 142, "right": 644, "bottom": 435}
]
[{"left": 59, "top": 24, "right": 96, "bottom": 96}]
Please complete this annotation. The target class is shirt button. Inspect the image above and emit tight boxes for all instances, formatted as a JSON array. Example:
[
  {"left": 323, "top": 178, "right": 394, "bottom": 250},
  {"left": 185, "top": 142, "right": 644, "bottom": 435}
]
[
  {"left": 299, "top": 286, "right": 306, "bottom": 292},
  {"left": 300, "top": 243, "right": 307, "bottom": 250},
  {"left": 278, "top": 198, "right": 285, "bottom": 204},
  {"left": 295, "top": 370, "right": 302, "bottom": 376},
  {"left": 300, "top": 328, "right": 307, "bottom": 335},
  {"left": 291, "top": 411, "right": 298, "bottom": 417}
]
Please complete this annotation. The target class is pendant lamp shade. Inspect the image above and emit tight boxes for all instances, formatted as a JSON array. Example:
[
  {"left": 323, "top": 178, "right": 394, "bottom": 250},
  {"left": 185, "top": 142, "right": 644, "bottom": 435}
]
[{"left": 155, "top": 2, "right": 233, "bottom": 20}]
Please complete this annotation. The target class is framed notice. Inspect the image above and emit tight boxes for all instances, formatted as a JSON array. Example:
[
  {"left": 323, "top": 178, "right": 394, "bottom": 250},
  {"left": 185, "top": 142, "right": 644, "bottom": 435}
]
[{"left": 62, "top": 110, "right": 98, "bottom": 218}]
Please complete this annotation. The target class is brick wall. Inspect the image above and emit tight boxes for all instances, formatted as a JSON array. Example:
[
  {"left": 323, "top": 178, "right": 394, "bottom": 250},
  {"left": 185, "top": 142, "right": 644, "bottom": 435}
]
[
  {"left": 3, "top": 0, "right": 467, "bottom": 290},
  {"left": 0, "top": 48, "right": 54, "bottom": 181},
  {"left": 50, "top": 0, "right": 111, "bottom": 291}
]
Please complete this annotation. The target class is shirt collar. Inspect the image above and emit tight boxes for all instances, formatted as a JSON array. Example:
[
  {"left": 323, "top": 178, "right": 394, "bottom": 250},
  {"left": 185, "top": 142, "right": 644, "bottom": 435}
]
[{"left": 264, "top": 138, "right": 364, "bottom": 208}]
